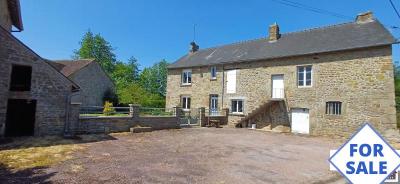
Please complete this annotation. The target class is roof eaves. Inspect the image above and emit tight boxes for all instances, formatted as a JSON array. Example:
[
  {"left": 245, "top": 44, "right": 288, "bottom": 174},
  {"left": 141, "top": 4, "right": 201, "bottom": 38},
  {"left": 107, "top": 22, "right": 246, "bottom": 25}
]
[{"left": 167, "top": 42, "right": 394, "bottom": 69}]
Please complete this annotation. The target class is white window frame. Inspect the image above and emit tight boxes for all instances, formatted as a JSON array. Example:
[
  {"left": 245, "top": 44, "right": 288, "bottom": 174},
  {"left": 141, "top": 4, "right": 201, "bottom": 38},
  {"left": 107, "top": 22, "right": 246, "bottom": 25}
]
[
  {"left": 231, "top": 99, "right": 244, "bottom": 114},
  {"left": 181, "top": 69, "right": 192, "bottom": 85},
  {"left": 297, "top": 65, "right": 312, "bottom": 87},
  {"left": 210, "top": 66, "right": 217, "bottom": 80},
  {"left": 181, "top": 96, "right": 191, "bottom": 110},
  {"left": 326, "top": 101, "right": 342, "bottom": 115}
]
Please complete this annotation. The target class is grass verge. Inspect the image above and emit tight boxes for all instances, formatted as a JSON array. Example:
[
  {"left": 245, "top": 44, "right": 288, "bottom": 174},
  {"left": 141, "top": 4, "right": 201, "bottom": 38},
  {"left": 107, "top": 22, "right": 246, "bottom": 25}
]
[{"left": 0, "top": 135, "right": 110, "bottom": 171}]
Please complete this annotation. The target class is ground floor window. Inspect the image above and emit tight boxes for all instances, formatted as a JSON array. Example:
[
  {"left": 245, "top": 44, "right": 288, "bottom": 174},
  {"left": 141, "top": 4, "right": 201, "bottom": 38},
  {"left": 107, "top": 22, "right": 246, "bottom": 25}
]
[
  {"left": 326, "top": 101, "right": 342, "bottom": 115},
  {"left": 181, "top": 96, "right": 191, "bottom": 110},
  {"left": 231, "top": 99, "right": 243, "bottom": 114}
]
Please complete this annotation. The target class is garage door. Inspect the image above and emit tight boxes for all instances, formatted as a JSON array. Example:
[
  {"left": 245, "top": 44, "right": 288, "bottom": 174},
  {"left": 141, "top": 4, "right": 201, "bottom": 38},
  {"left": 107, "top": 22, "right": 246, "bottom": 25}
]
[{"left": 291, "top": 108, "right": 309, "bottom": 134}]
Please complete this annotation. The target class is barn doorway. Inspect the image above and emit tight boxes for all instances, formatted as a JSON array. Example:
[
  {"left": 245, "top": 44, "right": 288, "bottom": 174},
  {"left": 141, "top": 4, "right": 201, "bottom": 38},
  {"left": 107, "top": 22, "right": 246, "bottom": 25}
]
[{"left": 5, "top": 99, "right": 37, "bottom": 137}]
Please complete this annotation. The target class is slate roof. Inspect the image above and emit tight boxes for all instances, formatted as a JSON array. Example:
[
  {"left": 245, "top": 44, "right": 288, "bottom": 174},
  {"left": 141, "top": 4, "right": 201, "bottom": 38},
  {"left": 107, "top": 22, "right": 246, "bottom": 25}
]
[
  {"left": 168, "top": 20, "right": 396, "bottom": 69},
  {"left": 48, "top": 59, "right": 95, "bottom": 77}
]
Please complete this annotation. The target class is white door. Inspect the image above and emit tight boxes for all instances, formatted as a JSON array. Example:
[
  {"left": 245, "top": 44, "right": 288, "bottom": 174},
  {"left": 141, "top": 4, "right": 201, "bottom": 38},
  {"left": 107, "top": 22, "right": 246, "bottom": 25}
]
[
  {"left": 291, "top": 108, "right": 309, "bottom": 134},
  {"left": 272, "top": 75, "right": 284, "bottom": 98},
  {"left": 227, "top": 70, "right": 236, "bottom": 93}
]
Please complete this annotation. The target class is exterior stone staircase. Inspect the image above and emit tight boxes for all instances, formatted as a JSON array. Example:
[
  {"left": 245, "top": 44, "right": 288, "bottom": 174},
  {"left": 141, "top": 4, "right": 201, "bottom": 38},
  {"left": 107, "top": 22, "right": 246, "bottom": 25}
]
[{"left": 235, "top": 99, "right": 286, "bottom": 128}]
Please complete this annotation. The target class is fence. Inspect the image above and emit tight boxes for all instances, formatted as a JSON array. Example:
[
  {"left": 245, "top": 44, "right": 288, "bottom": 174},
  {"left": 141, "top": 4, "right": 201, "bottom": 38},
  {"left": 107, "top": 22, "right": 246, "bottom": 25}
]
[
  {"left": 76, "top": 105, "right": 181, "bottom": 134},
  {"left": 80, "top": 106, "right": 178, "bottom": 118},
  {"left": 205, "top": 108, "right": 228, "bottom": 117},
  {"left": 80, "top": 106, "right": 130, "bottom": 117},
  {"left": 139, "top": 107, "right": 176, "bottom": 117}
]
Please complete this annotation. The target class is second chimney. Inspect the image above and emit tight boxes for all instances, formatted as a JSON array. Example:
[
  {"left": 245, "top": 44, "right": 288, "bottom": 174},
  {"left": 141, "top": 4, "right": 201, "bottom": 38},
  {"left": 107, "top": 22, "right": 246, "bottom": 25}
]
[
  {"left": 269, "top": 23, "right": 280, "bottom": 42},
  {"left": 356, "top": 11, "right": 374, "bottom": 23}
]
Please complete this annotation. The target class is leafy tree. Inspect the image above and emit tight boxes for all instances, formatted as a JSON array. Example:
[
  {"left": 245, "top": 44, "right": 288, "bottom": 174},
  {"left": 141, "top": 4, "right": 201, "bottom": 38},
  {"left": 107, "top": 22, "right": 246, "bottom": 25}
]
[
  {"left": 74, "top": 30, "right": 117, "bottom": 74},
  {"left": 117, "top": 82, "right": 165, "bottom": 107},
  {"left": 127, "top": 56, "right": 140, "bottom": 80},
  {"left": 139, "top": 59, "right": 168, "bottom": 96}
]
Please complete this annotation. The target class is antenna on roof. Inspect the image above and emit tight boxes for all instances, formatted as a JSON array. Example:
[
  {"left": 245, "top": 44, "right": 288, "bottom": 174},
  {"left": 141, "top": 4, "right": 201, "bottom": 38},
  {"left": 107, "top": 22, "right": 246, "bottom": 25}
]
[{"left": 193, "top": 24, "right": 196, "bottom": 42}]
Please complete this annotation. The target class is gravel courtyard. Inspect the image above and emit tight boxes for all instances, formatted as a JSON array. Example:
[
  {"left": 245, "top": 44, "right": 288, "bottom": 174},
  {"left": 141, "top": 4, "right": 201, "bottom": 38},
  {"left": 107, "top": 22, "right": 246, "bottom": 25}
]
[{"left": 3, "top": 128, "right": 343, "bottom": 184}]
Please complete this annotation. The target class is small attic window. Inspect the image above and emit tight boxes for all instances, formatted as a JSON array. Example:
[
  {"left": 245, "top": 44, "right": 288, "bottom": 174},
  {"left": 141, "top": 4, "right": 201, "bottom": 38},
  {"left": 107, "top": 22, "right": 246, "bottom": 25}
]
[{"left": 10, "top": 65, "right": 32, "bottom": 91}]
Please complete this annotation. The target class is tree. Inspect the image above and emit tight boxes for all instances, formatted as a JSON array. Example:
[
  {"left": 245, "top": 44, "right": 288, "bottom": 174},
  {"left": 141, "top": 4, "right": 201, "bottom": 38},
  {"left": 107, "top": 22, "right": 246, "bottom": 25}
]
[
  {"left": 74, "top": 30, "right": 117, "bottom": 74},
  {"left": 127, "top": 56, "right": 140, "bottom": 80},
  {"left": 112, "top": 58, "right": 140, "bottom": 88},
  {"left": 139, "top": 59, "right": 168, "bottom": 96},
  {"left": 117, "top": 82, "right": 165, "bottom": 107}
]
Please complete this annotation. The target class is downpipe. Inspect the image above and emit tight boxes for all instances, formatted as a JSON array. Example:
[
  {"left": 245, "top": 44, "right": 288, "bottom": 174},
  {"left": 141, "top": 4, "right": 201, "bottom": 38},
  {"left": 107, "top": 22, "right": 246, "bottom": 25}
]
[{"left": 64, "top": 90, "right": 80, "bottom": 137}]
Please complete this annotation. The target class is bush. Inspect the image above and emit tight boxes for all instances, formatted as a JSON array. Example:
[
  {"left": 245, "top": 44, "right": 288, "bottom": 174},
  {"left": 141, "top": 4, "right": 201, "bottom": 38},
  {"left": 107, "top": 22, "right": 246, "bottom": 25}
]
[{"left": 103, "top": 101, "right": 116, "bottom": 116}]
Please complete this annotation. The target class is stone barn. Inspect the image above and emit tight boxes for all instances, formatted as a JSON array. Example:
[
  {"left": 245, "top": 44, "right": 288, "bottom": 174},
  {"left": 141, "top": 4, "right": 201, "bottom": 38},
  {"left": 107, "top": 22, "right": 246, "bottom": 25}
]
[
  {"left": 0, "top": 0, "right": 81, "bottom": 137},
  {"left": 49, "top": 59, "right": 115, "bottom": 106}
]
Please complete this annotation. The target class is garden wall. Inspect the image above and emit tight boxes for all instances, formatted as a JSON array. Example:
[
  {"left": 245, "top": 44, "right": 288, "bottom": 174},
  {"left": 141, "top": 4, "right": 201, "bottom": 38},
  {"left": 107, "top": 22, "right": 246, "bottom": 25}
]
[
  {"left": 76, "top": 105, "right": 181, "bottom": 134},
  {"left": 78, "top": 116, "right": 180, "bottom": 134}
]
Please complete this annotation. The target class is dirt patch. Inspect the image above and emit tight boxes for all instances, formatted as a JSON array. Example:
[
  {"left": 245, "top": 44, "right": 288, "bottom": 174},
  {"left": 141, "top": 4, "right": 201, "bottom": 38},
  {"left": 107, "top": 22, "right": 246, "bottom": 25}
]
[
  {"left": 0, "top": 134, "right": 114, "bottom": 171},
  {"left": 44, "top": 128, "right": 340, "bottom": 184}
]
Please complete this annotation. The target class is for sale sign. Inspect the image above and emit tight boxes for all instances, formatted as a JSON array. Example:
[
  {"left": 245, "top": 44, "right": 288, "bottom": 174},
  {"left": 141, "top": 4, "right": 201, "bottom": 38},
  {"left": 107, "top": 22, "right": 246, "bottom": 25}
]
[{"left": 329, "top": 123, "right": 400, "bottom": 184}]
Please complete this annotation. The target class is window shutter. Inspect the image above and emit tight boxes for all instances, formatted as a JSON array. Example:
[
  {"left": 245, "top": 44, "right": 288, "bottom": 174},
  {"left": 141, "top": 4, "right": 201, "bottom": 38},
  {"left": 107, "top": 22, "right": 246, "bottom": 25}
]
[{"left": 226, "top": 70, "right": 236, "bottom": 93}]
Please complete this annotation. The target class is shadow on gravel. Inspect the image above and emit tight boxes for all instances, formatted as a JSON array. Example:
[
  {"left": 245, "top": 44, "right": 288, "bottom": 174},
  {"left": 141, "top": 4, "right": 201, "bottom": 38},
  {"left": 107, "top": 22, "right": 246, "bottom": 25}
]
[
  {"left": 0, "top": 134, "right": 117, "bottom": 151},
  {"left": 0, "top": 163, "right": 54, "bottom": 184}
]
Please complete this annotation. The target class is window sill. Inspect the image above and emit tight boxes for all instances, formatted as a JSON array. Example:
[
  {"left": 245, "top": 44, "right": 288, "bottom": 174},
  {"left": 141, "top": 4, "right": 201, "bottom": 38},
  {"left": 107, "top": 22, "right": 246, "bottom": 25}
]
[
  {"left": 229, "top": 112, "right": 245, "bottom": 116},
  {"left": 297, "top": 86, "right": 312, "bottom": 89},
  {"left": 324, "top": 114, "right": 343, "bottom": 119},
  {"left": 181, "top": 83, "right": 192, "bottom": 87}
]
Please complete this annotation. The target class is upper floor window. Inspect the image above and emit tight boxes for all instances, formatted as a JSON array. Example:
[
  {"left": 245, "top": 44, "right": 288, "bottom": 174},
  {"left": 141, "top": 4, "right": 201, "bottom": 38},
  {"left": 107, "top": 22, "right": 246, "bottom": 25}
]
[
  {"left": 210, "top": 66, "right": 217, "bottom": 79},
  {"left": 181, "top": 69, "right": 192, "bottom": 85},
  {"left": 297, "top": 65, "right": 312, "bottom": 87},
  {"left": 182, "top": 96, "right": 191, "bottom": 110},
  {"left": 231, "top": 99, "right": 244, "bottom": 114},
  {"left": 10, "top": 65, "right": 32, "bottom": 91},
  {"left": 326, "top": 101, "right": 342, "bottom": 115}
]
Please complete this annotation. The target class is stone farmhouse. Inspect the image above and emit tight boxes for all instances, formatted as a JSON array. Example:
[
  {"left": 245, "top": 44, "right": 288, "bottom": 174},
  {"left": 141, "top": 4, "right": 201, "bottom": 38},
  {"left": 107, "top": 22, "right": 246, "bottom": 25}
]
[
  {"left": 48, "top": 59, "right": 115, "bottom": 106},
  {"left": 0, "top": 0, "right": 81, "bottom": 137},
  {"left": 166, "top": 12, "right": 398, "bottom": 136}
]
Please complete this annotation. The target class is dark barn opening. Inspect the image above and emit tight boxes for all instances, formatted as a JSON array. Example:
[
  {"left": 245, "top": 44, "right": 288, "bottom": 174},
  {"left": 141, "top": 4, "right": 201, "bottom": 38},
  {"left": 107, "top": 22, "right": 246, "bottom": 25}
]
[
  {"left": 5, "top": 99, "right": 37, "bottom": 137},
  {"left": 9, "top": 65, "right": 32, "bottom": 91}
]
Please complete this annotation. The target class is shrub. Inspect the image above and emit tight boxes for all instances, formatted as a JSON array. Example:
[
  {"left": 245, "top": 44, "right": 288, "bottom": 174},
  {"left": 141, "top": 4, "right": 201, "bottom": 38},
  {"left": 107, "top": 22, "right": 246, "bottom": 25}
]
[{"left": 103, "top": 101, "right": 115, "bottom": 116}]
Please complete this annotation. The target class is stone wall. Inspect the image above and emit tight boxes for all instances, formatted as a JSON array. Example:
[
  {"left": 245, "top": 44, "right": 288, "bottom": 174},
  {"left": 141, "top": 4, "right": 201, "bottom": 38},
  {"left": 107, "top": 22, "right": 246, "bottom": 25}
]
[
  {"left": 76, "top": 104, "right": 180, "bottom": 134},
  {"left": 166, "top": 45, "right": 397, "bottom": 137},
  {"left": 78, "top": 116, "right": 179, "bottom": 134},
  {"left": 0, "top": 0, "right": 12, "bottom": 32},
  {"left": 0, "top": 27, "right": 78, "bottom": 136},
  {"left": 69, "top": 62, "right": 115, "bottom": 106}
]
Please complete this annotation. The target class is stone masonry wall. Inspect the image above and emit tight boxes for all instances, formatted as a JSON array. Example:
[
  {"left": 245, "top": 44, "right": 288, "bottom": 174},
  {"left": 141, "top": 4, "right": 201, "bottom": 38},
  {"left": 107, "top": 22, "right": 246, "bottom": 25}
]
[
  {"left": 78, "top": 116, "right": 179, "bottom": 134},
  {"left": 166, "top": 45, "right": 397, "bottom": 137},
  {"left": 0, "top": 27, "right": 77, "bottom": 136},
  {"left": 0, "top": 0, "right": 12, "bottom": 32},
  {"left": 69, "top": 62, "right": 115, "bottom": 106}
]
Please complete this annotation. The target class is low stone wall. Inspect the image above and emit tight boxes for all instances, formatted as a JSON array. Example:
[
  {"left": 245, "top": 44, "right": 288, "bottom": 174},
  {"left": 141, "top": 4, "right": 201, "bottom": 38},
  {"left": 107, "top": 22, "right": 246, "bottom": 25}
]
[
  {"left": 78, "top": 116, "right": 179, "bottom": 134},
  {"left": 74, "top": 105, "right": 181, "bottom": 134},
  {"left": 137, "top": 117, "right": 180, "bottom": 130},
  {"left": 79, "top": 117, "right": 135, "bottom": 134}
]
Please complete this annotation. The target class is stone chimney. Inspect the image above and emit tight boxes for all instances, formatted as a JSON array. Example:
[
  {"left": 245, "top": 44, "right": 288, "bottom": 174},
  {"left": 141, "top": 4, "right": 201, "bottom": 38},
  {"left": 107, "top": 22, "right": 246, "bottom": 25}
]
[
  {"left": 269, "top": 23, "right": 280, "bottom": 42},
  {"left": 189, "top": 41, "right": 199, "bottom": 53},
  {"left": 356, "top": 11, "right": 374, "bottom": 23}
]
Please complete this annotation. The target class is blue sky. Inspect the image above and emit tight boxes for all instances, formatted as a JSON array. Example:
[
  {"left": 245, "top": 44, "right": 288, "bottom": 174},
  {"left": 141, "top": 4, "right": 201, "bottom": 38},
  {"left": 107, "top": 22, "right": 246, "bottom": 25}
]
[{"left": 15, "top": 0, "right": 400, "bottom": 69}]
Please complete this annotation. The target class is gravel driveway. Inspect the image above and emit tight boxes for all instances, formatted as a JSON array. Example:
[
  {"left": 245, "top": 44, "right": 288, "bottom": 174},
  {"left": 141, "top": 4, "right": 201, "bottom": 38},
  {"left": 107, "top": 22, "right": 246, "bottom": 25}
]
[{"left": 39, "top": 128, "right": 342, "bottom": 184}]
